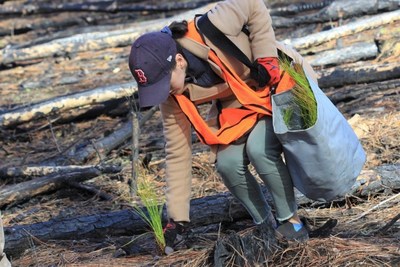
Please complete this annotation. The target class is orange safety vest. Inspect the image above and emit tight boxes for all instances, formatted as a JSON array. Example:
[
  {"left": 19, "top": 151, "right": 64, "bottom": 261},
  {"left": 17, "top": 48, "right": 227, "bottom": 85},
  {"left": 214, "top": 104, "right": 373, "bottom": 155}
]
[{"left": 174, "top": 20, "right": 295, "bottom": 145}]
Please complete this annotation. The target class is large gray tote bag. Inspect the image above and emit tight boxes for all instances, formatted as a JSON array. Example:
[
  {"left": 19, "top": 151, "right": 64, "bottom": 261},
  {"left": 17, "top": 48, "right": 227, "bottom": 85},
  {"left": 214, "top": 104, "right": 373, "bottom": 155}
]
[
  {"left": 272, "top": 74, "right": 366, "bottom": 202},
  {"left": 0, "top": 212, "right": 11, "bottom": 267}
]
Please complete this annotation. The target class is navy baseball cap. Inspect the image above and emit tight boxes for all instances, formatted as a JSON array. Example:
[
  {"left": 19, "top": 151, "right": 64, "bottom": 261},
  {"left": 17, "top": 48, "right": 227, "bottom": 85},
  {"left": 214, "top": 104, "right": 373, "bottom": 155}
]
[{"left": 129, "top": 31, "right": 177, "bottom": 107}]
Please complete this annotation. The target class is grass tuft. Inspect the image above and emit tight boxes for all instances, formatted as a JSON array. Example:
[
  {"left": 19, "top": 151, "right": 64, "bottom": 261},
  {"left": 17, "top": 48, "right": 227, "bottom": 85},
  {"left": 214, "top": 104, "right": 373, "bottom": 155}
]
[{"left": 132, "top": 174, "right": 166, "bottom": 251}]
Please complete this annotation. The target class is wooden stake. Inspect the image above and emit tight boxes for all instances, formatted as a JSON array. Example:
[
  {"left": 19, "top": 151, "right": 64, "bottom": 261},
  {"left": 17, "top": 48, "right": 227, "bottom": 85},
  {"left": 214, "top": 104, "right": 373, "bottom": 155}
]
[{"left": 130, "top": 99, "right": 140, "bottom": 197}]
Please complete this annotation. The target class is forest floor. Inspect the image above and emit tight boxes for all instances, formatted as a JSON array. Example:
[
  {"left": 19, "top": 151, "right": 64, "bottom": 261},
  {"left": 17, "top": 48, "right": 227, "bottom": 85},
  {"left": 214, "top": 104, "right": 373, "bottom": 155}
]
[{"left": 0, "top": 0, "right": 399, "bottom": 266}]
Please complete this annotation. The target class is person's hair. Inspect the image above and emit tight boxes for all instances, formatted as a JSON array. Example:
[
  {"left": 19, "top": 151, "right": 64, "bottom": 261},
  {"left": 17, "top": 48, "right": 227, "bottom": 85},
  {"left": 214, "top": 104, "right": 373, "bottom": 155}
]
[
  {"left": 168, "top": 20, "right": 189, "bottom": 70},
  {"left": 169, "top": 20, "right": 189, "bottom": 39}
]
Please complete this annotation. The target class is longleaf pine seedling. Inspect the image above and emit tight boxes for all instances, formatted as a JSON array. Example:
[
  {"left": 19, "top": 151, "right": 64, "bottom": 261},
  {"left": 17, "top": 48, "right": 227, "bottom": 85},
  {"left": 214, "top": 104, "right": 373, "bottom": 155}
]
[
  {"left": 132, "top": 174, "right": 166, "bottom": 252},
  {"left": 279, "top": 58, "right": 317, "bottom": 129}
]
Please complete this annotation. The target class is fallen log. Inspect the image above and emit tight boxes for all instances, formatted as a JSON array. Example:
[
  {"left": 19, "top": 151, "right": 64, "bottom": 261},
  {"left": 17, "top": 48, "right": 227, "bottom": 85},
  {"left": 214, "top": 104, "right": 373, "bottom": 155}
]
[
  {"left": 17, "top": 99, "right": 129, "bottom": 131},
  {"left": 0, "top": 82, "right": 136, "bottom": 128},
  {"left": 279, "top": 19, "right": 399, "bottom": 56},
  {"left": 0, "top": 15, "right": 83, "bottom": 38},
  {"left": 269, "top": 0, "right": 334, "bottom": 16},
  {"left": 8, "top": 22, "right": 132, "bottom": 49},
  {"left": 308, "top": 42, "right": 378, "bottom": 67},
  {"left": 283, "top": 9, "right": 400, "bottom": 50},
  {"left": 352, "top": 164, "right": 400, "bottom": 197},
  {"left": 0, "top": 0, "right": 129, "bottom": 15},
  {"left": 0, "top": 3, "right": 215, "bottom": 66},
  {"left": 46, "top": 106, "right": 159, "bottom": 165},
  {"left": 0, "top": 24, "right": 139, "bottom": 65},
  {"left": 45, "top": 98, "right": 129, "bottom": 125},
  {"left": 0, "top": 164, "right": 121, "bottom": 208},
  {"left": 3, "top": 191, "right": 258, "bottom": 259},
  {"left": 3, "top": 5, "right": 396, "bottom": 66},
  {"left": 318, "top": 61, "right": 400, "bottom": 89},
  {"left": 0, "top": 0, "right": 214, "bottom": 15},
  {"left": 4, "top": 163, "right": 399, "bottom": 258},
  {"left": 275, "top": 0, "right": 400, "bottom": 28},
  {"left": 0, "top": 164, "right": 113, "bottom": 179},
  {"left": 1, "top": 59, "right": 395, "bottom": 129},
  {"left": 325, "top": 78, "right": 400, "bottom": 115},
  {"left": 0, "top": 12, "right": 150, "bottom": 46},
  {"left": 325, "top": 78, "right": 400, "bottom": 105},
  {"left": 337, "top": 88, "right": 399, "bottom": 115}
]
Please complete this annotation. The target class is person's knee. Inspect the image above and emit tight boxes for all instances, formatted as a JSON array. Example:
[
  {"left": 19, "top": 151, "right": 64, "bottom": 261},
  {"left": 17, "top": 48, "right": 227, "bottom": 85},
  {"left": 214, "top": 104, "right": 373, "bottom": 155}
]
[
  {"left": 217, "top": 168, "right": 243, "bottom": 189},
  {"left": 247, "top": 143, "right": 280, "bottom": 164},
  {"left": 216, "top": 161, "right": 246, "bottom": 189},
  {"left": 216, "top": 154, "right": 242, "bottom": 176},
  {"left": 247, "top": 144, "right": 264, "bottom": 161}
]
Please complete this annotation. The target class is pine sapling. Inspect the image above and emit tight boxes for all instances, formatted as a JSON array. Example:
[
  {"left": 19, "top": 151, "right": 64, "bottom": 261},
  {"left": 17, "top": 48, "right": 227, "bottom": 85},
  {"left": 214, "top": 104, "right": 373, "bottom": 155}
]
[
  {"left": 132, "top": 174, "right": 166, "bottom": 252},
  {"left": 279, "top": 58, "right": 317, "bottom": 129}
]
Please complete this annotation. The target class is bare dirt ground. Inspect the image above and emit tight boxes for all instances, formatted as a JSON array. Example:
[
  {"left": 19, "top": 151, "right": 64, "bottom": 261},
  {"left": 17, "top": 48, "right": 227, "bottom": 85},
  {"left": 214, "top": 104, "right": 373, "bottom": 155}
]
[{"left": 0, "top": 0, "right": 399, "bottom": 266}]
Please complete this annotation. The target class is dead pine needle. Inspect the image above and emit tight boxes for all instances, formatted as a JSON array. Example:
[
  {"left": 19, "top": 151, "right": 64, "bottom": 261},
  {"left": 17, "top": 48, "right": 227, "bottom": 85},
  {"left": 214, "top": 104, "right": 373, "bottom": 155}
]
[
  {"left": 376, "top": 212, "right": 400, "bottom": 234},
  {"left": 349, "top": 192, "right": 400, "bottom": 223}
]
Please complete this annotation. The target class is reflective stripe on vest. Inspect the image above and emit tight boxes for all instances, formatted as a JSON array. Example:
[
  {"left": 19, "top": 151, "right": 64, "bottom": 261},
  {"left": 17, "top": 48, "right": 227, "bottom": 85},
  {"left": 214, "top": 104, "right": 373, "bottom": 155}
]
[{"left": 174, "top": 20, "right": 295, "bottom": 145}]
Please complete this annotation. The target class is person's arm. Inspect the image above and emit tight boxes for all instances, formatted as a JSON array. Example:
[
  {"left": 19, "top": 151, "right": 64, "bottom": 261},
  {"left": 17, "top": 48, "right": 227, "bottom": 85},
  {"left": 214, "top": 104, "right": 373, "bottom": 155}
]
[
  {"left": 160, "top": 96, "right": 193, "bottom": 223},
  {"left": 206, "top": 0, "right": 277, "bottom": 59},
  {"left": 206, "top": 0, "right": 280, "bottom": 87}
]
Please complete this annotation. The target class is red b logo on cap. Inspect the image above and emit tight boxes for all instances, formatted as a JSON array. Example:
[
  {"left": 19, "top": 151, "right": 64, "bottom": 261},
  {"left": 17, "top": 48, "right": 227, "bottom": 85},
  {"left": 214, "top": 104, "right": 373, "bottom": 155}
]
[{"left": 134, "top": 69, "right": 147, "bottom": 84}]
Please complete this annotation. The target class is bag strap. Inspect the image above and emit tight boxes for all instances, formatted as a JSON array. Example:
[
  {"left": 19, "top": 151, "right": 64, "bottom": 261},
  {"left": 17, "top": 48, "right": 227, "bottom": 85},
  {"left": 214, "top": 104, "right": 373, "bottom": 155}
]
[
  {"left": 197, "top": 13, "right": 293, "bottom": 95},
  {"left": 197, "top": 13, "right": 291, "bottom": 95},
  {"left": 197, "top": 14, "right": 290, "bottom": 66},
  {"left": 197, "top": 14, "right": 255, "bottom": 70}
]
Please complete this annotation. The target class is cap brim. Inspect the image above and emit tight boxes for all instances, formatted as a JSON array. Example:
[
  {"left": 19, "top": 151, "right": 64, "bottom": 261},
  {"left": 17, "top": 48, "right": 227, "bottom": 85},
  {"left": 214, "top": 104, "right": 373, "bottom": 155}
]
[{"left": 138, "top": 73, "right": 171, "bottom": 108}]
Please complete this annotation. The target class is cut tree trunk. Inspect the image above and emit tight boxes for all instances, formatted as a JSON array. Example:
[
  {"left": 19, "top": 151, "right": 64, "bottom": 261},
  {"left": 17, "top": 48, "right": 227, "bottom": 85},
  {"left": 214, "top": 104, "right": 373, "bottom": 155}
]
[
  {"left": 0, "top": 27, "right": 140, "bottom": 65},
  {"left": 1, "top": 60, "right": 396, "bottom": 129},
  {"left": 0, "top": 164, "right": 121, "bottom": 208},
  {"left": 48, "top": 106, "right": 159, "bottom": 165},
  {"left": 318, "top": 61, "right": 400, "bottom": 89},
  {"left": 325, "top": 78, "right": 400, "bottom": 105},
  {"left": 0, "top": 16, "right": 82, "bottom": 38},
  {"left": 274, "top": 0, "right": 399, "bottom": 27},
  {"left": 0, "top": 164, "right": 114, "bottom": 179},
  {"left": 0, "top": 3, "right": 398, "bottom": 65},
  {"left": 0, "top": 0, "right": 214, "bottom": 15},
  {"left": 308, "top": 42, "right": 378, "bottom": 67},
  {"left": 351, "top": 164, "right": 400, "bottom": 197},
  {"left": 0, "top": 4, "right": 215, "bottom": 65},
  {"left": 4, "top": 164, "right": 399, "bottom": 258},
  {"left": 269, "top": 0, "right": 334, "bottom": 16},
  {"left": 4, "top": 191, "right": 255, "bottom": 259},
  {"left": 14, "top": 99, "right": 129, "bottom": 131},
  {"left": 0, "top": 82, "right": 136, "bottom": 128},
  {"left": 0, "top": 3, "right": 400, "bottom": 65},
  {"left": 326, "top": 78, "right": 400, "bottom": 115},
  {"left": 337, "top": 87, "right": 399, "bottom": 115},
  {"left": 282, "top": 9, "right": 400, "bottom": 49}
]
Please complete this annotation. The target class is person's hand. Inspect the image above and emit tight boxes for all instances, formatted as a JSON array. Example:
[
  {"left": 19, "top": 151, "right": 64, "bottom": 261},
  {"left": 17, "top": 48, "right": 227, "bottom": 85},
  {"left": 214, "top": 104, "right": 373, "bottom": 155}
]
[{"left": 250, "top": 57, "right": 280, "bottom": 87}]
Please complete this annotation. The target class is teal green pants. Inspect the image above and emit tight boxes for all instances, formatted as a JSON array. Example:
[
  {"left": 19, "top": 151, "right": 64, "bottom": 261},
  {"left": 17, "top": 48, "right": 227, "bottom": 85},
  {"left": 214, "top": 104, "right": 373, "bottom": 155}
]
[{"left": 216, "top": 116, "right": 297, "bottom": 223}]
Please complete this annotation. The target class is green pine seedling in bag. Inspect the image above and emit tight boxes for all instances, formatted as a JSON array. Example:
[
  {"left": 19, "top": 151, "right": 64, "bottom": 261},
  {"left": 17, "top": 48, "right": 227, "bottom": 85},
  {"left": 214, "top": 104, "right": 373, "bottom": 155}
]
[{"left": 279, "top": 58, "right": 317, "bottom": 130}]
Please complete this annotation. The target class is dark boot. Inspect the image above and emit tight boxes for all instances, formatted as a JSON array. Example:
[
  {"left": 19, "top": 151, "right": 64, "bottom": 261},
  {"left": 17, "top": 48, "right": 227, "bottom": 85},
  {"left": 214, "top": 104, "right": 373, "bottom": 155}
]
[{"left": 275, "top": 220, "right": 309, "bottom": 242}]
